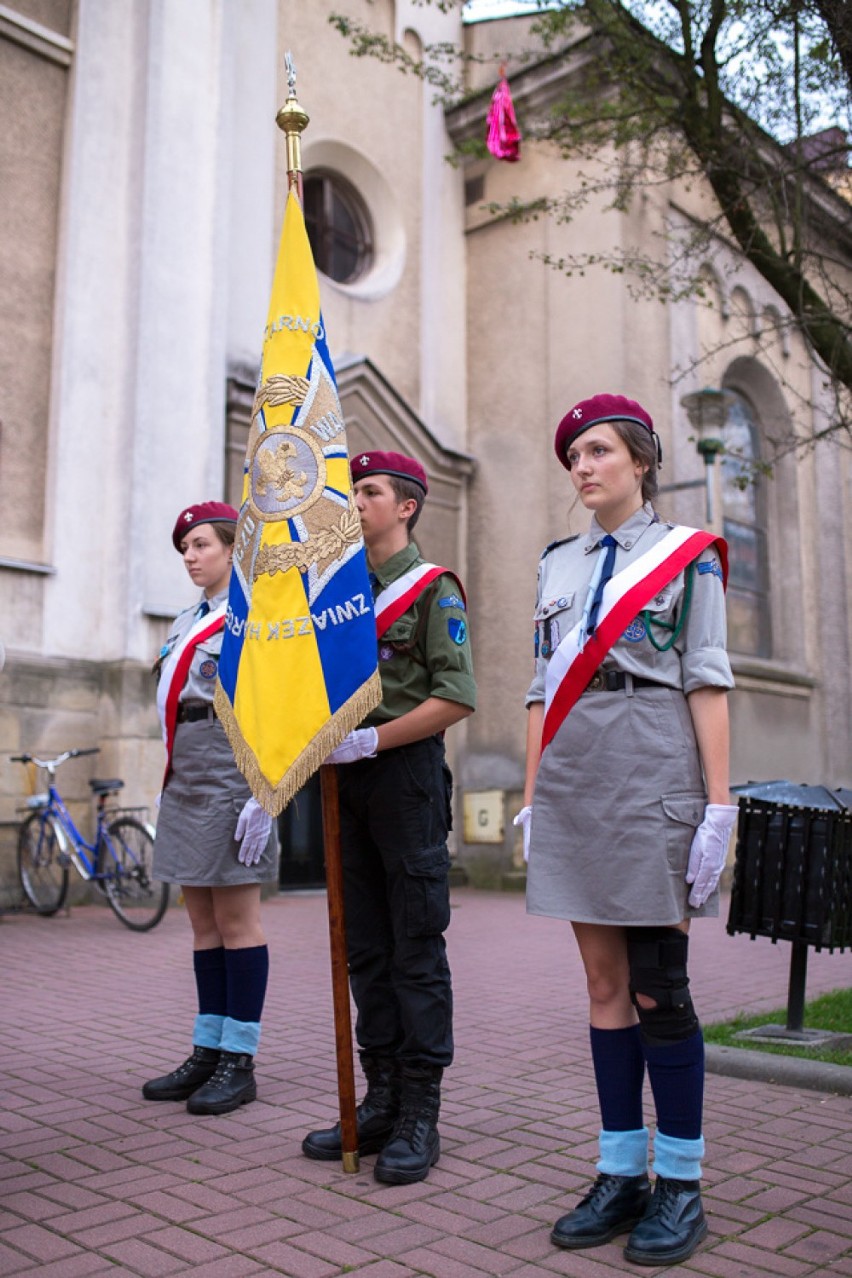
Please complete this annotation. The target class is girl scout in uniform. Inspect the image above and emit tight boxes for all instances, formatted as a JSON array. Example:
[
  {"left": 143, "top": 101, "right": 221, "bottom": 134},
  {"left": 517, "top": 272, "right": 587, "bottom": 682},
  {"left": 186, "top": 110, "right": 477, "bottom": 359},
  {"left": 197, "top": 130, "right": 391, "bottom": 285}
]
[
  {"left": 144, "top": 501, "right": 277, "bottom": 1115},
  {"left": 517, "top": 395, "right": 737, "bottom": 1266}
]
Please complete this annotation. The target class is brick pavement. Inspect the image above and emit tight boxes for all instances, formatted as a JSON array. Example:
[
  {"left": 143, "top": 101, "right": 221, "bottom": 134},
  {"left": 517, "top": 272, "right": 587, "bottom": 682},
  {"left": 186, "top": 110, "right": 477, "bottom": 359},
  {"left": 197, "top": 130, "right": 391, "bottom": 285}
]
[{"left": 1, "top": 888, "right": 850, "bottom": 1277}]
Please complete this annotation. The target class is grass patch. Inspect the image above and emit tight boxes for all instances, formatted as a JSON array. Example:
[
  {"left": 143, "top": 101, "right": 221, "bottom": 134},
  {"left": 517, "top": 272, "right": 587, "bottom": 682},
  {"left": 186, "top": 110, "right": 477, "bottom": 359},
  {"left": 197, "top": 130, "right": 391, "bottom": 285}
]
[{"left": 704, "top": 987, "right": 852, "bottom": 1066}]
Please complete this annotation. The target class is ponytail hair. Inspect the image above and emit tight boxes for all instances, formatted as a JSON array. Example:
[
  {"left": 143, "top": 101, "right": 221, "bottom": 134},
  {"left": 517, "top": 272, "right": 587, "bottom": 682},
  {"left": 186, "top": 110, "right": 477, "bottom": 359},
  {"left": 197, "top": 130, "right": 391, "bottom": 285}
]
[{"left": 611, "top": 420, "right": 658, "bottom": 505}]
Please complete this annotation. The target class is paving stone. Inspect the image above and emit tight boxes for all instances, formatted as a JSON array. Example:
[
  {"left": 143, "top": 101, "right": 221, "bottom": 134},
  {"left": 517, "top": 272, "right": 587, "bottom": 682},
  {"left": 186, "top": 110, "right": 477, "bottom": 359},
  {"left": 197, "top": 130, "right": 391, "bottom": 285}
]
[{"left": 0, "top": 890, "right": 848, "bottom": 1278}]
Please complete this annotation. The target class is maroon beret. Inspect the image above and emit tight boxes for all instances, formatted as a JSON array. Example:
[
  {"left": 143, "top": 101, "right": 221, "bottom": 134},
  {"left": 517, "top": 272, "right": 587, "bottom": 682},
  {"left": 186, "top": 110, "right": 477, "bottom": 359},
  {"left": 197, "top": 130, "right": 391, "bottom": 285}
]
[
  {"left": 351, "top": 449, "right": 428, "bottom": 494},
  {"left": 172, "top": 501, "right": 239, "bottom": 551},
  {"left": 554, "top": 394, "right": 654, "bottom": 469}
]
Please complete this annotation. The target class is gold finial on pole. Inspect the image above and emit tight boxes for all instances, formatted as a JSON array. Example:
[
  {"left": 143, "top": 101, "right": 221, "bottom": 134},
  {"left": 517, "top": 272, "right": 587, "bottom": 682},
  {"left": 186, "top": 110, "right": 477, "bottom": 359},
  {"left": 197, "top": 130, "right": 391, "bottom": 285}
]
[{"left": 277, "top": 51, "right": 310, "bottom": 195}]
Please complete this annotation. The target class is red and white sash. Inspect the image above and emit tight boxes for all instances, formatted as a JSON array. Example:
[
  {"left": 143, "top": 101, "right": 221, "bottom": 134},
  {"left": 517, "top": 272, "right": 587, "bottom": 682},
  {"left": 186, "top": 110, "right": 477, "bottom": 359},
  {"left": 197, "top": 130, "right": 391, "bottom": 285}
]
[
  {"left": 541, "top": 527, "right": 727, "bottom": 751},
  {"left": 373, "top": 563, "right": 465, "bottom": 638},
  {"left": 156, "top": 603, "right": 227, "bottom": 775}
]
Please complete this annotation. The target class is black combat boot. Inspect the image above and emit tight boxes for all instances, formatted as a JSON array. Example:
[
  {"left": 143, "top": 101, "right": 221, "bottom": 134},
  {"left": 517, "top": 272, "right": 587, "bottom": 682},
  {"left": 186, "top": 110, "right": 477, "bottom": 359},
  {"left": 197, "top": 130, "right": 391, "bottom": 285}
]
[
  {"left": 302, "top": 1054, "right": 399, "bottom": 1160},
  {"left": 623, "top": 1177, "right": 707, "bottom": 1265},
  {"left": 142, "top": 1045, "right": 220, "bottom": 1101},
  {"left": 373, "top": 1063, "right": 442, "bottom": 1185},
  {"left": 185, "top": 1050, "right": 256, "bottom": 1115},
  {"left": 551, "top": 1173, "right": 652, "bottom": 1249}
]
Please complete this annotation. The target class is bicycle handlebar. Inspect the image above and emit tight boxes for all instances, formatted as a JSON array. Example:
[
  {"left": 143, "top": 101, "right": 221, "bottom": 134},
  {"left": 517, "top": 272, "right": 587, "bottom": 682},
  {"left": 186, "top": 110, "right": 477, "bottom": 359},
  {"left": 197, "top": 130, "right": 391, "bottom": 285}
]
[{"left": 10, "top": 747, "right": 101, "bottom": 769}]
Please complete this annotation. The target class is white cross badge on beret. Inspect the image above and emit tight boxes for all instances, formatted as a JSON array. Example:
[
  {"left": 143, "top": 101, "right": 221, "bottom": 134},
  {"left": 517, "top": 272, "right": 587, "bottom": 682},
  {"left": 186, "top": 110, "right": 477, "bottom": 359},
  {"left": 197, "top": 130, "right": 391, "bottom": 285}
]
[
  {"left": 183, "top": 511, "right": 193, "bottom": 521},
  {"left": 572, "top": 408, "right": 583, "bottom": 419},
  {"left": 359, "top": 455, "right": 370, "bottom": 465}
]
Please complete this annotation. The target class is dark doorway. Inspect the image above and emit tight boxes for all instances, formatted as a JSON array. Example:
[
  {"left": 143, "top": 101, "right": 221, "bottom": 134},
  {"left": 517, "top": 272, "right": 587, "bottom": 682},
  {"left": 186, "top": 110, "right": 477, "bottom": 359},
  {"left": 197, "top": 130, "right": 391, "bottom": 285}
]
[{"left": 277, "top": 773, "right": 326, "bottom": 889}]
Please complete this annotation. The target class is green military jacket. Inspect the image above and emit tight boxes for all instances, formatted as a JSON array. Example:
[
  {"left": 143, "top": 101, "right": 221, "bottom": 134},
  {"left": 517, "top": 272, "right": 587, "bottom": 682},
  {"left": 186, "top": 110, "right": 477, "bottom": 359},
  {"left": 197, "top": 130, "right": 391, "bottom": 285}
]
[{"left": 363, "top": 541, "right": 476, "bottom": 726}]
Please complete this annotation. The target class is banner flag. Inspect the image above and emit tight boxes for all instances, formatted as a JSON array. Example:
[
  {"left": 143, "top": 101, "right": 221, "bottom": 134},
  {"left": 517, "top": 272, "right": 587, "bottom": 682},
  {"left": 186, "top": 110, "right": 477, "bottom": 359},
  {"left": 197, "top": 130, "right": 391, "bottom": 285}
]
[{"left": 215, "top": 189, "right": 382, "bottom": 815}]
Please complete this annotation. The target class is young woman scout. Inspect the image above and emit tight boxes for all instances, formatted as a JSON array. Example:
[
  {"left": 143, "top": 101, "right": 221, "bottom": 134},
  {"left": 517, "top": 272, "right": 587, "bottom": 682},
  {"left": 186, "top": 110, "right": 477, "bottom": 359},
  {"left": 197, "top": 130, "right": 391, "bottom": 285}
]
[
  {"left": 517, "top": 395, "right": 737, "bottom": 1266},
  {"left": 143, "top": 501, "right": 278, "bottom": 1115}
]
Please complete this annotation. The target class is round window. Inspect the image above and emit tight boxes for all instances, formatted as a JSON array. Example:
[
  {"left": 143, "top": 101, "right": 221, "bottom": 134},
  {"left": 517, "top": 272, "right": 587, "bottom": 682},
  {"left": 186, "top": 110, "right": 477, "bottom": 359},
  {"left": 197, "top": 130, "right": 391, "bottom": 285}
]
[{"left": 303, "top": 172, "right": 373, "bottom": 285}]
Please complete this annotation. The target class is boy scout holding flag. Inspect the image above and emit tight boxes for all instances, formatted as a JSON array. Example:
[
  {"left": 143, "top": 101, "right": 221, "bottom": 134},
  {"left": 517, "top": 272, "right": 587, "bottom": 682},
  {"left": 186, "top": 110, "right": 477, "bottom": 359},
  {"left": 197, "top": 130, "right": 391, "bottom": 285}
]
[{"left": 302, "top": 450, "right": 476, "bottom": 1184}]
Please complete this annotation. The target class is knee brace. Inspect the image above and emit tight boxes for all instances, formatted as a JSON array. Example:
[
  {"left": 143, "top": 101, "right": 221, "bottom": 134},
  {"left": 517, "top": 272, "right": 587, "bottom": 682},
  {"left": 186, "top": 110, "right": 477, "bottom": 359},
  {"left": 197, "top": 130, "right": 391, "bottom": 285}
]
[{"left": 626, "top": 927, "right": 699, "bottom": 1046}]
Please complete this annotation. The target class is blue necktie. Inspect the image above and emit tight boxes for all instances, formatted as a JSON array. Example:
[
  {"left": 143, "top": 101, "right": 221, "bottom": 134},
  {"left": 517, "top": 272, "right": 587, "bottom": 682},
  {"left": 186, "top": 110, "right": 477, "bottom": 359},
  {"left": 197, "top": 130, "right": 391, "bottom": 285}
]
[
  {"left": 368, "top": 571, "right": 380, "bottom": 600},
  {"left": 196, "top": 599, "right": 210, "bottom": 619},
  {"left": 586, "top": 534, "right": 618, "bottom": 636}
]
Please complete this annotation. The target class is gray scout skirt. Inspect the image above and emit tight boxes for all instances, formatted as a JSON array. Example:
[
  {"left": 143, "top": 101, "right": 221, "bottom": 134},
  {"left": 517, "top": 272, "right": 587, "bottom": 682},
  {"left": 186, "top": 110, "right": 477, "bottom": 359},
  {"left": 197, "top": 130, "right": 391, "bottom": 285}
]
[
  {"left": 526, "top": 685, "right": 715, "bottom": 926},
  {"left": 153, "top": 718, "right": 279, "bottom": 887}
]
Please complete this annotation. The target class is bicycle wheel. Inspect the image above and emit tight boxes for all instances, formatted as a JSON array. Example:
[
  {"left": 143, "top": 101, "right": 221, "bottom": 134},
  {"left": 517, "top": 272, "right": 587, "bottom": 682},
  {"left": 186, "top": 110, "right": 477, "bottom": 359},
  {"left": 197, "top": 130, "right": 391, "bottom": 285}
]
[
  {"left": 99, "top": 817, "right": 169, "bottom": 932},
  {"left": 18, "top": 813, "right": 69, "bottom": 915}
]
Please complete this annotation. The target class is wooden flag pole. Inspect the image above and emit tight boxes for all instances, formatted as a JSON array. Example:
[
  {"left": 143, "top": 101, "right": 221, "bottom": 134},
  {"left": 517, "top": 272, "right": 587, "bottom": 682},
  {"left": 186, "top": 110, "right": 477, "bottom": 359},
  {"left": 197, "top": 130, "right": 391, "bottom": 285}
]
[{"left": 319, "top": 765, "right": 359, "bottom": 1172}]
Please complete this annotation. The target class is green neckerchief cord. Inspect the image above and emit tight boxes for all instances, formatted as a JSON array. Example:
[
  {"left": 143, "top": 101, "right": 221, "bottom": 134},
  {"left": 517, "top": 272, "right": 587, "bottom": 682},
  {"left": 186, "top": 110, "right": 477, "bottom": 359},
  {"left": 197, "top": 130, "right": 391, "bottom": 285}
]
[{"left": 641, "top": 561, "right": 695, "bottom": 652}]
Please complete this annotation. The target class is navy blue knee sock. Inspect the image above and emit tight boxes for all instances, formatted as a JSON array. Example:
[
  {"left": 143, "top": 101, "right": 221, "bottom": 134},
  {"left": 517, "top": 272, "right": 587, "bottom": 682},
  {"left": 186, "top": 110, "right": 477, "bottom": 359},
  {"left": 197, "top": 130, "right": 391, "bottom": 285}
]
[
  {"left": 221, "top": 945, "right": 269, "bottom": 1057},
  {"left": 642, "top": 1029, "right": 704, "bottom": 1140},
  {"left": 192, "top": 946, "right": 227, "bottom": 1048},
  {"left": 589, "top": 1024, "right": 646, "bottom": 1131}
]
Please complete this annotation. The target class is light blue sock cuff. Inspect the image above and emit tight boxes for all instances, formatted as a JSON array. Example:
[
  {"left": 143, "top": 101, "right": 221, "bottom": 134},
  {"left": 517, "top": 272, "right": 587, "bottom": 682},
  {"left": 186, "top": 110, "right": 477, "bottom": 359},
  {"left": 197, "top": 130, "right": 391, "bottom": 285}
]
[
  {"left": 653, "top": 1131, "right": 705, "bottom": 1181},
  {"left": 597, "top": 1127, "right": 650, "bottom": 1177},
  {"left": 220, "top": 1016, "right": 261, "bottom": 1056},
  {"left": 193, "top": 1013, "right": 224, "bottom": 1049}
]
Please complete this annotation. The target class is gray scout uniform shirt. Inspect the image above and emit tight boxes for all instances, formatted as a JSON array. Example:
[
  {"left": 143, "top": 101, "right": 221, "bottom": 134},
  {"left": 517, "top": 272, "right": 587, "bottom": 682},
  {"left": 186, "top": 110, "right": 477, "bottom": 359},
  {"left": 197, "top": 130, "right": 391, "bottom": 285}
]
[
  {"left": 158, "top": 586, "right": 227, "bottom": 705},
  {"left": 526, "top": 503, "right": 734, "bottom": 705}
]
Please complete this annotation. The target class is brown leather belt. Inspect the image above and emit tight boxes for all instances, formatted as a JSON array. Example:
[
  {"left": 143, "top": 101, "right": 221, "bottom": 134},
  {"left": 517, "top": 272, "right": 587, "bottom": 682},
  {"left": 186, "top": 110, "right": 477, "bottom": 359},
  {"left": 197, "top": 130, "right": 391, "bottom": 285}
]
[
  {"left": 584, "top": 671, "right": 664, "bottom": 693},
  {"left": 177, "top": 702, "right": 217, "bottom": 723}
]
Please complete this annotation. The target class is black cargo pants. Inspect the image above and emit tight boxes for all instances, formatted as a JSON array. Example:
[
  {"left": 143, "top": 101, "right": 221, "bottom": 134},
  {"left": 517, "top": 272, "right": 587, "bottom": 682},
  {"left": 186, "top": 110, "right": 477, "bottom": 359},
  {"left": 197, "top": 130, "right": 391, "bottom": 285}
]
[{"left": 337, "top": 735, "right": 453, "bottom": 1068}]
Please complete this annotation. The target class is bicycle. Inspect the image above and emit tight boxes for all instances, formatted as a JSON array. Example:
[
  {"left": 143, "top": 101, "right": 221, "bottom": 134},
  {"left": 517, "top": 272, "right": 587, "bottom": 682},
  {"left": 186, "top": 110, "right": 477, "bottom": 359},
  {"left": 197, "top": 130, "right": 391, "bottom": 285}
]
[{"left": 12, "top": 747, "right": 169, "bottom": 932}]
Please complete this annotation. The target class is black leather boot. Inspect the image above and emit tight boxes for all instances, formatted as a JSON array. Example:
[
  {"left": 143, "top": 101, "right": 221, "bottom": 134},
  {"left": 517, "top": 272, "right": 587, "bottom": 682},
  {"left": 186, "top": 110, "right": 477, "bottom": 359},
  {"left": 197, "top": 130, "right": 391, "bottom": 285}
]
[
  {"left": 142, "top": 1046, "right": 220, "bottom": 1101},
  {"left": 374, "top": 1063, "right": 441, "bottom": 1185},
  {"left": 623, "top": 1177, "right": 707, "bottom": 1265},
  {"left": 186, "top": 1050, "right": 256, "bottom": 1115},
  {"left": 551, "top": 1173, "right": 652, "bottom": 1249},
  {"left": 302, "top": 1054, "right": 399, "bottom": 1160}
]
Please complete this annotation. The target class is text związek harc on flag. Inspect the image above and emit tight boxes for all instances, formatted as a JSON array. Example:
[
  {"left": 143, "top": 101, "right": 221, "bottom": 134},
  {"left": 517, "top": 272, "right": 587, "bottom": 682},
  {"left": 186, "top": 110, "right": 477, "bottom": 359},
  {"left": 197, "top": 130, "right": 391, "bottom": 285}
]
[{"left": 215, "top": 189, "right": 382, "bottom": 815}]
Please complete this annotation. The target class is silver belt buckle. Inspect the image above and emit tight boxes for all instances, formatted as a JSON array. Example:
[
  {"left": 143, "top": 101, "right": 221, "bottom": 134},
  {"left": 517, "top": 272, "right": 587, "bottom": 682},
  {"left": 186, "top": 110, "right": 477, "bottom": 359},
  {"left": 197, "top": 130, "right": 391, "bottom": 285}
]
[{"left": 587, "top": 671, "right": 605, "bottom": 692}]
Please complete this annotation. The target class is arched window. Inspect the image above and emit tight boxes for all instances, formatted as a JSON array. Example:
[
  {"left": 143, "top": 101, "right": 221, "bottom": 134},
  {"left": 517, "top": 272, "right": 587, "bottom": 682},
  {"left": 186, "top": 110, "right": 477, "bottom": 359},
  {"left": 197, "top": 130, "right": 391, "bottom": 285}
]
[
  {"left": 303, "top": 171, "right": 372, "bottom": 285},
  {"left": 720, "top": 392, "right": 771, "bottom": 656}
]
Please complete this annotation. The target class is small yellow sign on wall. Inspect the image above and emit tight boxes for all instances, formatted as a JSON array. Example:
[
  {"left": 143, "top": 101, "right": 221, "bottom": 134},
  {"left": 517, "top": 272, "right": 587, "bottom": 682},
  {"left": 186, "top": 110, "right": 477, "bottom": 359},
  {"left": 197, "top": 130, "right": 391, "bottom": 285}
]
[{"left": 463, "top": 789, "right": 505, "bottom": 844}]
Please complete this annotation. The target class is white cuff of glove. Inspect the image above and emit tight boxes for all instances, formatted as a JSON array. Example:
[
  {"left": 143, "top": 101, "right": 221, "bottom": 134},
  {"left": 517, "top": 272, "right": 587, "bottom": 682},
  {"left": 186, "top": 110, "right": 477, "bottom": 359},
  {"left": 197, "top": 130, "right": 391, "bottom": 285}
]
[
  {"left": 685, "top": 802, "right": 738, "bottom": 908},
  {"left": 513, "top": 805, "right": 533, "bottom": 863},
  {"left": 235, "top": 796, "right": 272, "bottom": 867},
  {"left": 325, "top": 727, "right": 379, "bottom": 766}
]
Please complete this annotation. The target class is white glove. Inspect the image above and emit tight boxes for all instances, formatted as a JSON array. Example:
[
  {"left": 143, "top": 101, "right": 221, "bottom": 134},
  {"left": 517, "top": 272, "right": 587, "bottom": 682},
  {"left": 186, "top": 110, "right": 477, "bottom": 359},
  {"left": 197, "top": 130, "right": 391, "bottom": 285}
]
[
  {"left": 325, "top": 727, "right": 379, "bottom": 765},
  {"left": 235, "top": 797, "right": 272, "bottom": 867},
  {"left": 513, "top": 805, "right": 533, "bottom": 863},
  {"left": 685, "top": 803, "right": 738, "bottom": 907}
]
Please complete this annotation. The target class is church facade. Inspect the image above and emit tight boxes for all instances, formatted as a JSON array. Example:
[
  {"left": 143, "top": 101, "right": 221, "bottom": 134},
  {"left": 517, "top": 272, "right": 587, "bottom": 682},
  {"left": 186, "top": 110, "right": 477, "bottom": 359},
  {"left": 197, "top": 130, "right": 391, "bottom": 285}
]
[{"left": 1, "top": 0, "right": 850, "bottom": 895}]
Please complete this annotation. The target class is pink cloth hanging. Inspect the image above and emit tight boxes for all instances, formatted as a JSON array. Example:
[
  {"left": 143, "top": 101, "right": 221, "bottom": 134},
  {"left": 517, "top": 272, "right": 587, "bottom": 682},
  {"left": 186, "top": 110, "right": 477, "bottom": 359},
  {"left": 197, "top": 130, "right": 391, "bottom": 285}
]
[{"left": 486, "top": 74, "right": 521, "bottom": 162}]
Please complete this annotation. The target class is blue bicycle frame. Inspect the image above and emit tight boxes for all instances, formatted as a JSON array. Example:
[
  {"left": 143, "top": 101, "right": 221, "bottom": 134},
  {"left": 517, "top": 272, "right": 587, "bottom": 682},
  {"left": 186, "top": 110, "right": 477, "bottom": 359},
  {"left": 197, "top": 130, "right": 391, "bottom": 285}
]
[{"left": 29, "top": 784, "right": 107, "bottom": 880}]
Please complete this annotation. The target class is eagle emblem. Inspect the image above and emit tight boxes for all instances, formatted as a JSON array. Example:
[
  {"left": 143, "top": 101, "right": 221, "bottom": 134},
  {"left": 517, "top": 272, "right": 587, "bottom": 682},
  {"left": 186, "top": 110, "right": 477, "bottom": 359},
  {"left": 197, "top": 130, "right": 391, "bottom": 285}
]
[{"left": 255, "top": 440, "right": 308, "bottom": 504}]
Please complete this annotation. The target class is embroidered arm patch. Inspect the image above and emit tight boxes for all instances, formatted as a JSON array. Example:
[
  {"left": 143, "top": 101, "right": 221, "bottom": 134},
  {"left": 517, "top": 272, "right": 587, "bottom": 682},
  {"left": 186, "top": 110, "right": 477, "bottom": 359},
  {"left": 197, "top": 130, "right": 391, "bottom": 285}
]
[
  {"left": 438, "top": 593, "right": 466, "bottom": 610},
  {"left": 697, "top": 560, "right": 724, "bottom": 582},
  {"left": 448, "top": 618, "right": 467, "bottom": 645}
]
